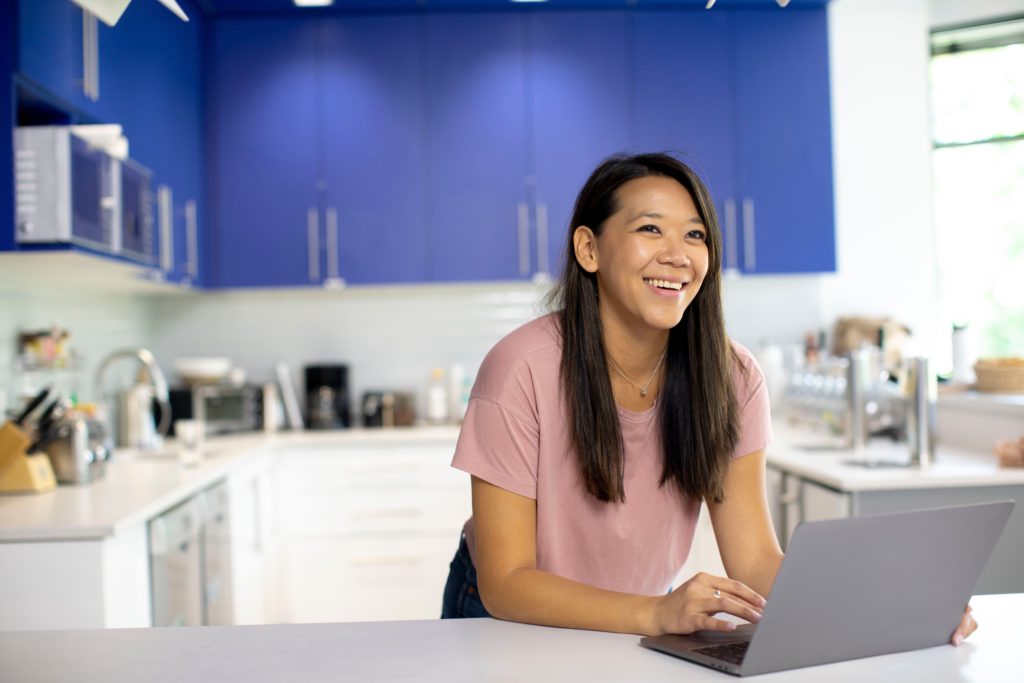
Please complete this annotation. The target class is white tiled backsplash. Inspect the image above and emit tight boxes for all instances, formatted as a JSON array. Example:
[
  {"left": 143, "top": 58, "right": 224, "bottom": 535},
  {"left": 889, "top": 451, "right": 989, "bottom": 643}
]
[{"left": 1, "top": 275, "right": 829, "bottom": 418}]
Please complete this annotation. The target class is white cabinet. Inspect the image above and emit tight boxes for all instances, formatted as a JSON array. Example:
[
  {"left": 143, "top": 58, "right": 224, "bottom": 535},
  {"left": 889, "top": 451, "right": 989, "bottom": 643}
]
[
  {"left": 766, "top": 466, "right": 852, "bottom": 550},
  {"left": 273, "top": 442, "right": 469, "bottom": 623},
  {"left": 226, "top": 450, "right": 275, "bottom": 625}
]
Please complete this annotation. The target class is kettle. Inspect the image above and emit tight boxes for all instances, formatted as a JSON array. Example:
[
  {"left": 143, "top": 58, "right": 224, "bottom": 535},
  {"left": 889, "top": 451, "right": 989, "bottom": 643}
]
[{"left": 95, "top": 348, "right": 172, "bottom": 450}]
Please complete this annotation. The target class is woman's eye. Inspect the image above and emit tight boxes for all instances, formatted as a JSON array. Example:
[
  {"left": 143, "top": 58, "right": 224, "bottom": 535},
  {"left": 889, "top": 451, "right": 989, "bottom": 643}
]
[
  {"left": 688, "top": 230, "right": 707, "bottom": 241},
  {"left": 638, "top": 224, "right": 661, "bottom": 234}
]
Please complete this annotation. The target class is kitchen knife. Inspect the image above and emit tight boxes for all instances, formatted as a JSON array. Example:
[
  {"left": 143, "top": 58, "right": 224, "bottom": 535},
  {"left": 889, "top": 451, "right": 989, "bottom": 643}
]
[{"left": 13, "top": 387, "right": 51, "bottom": 427}]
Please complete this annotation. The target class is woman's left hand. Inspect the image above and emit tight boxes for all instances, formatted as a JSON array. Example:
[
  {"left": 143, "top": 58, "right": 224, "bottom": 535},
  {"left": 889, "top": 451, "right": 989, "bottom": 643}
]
[{"left": 951, "top": 604, "right": 977, "bottom": 646}]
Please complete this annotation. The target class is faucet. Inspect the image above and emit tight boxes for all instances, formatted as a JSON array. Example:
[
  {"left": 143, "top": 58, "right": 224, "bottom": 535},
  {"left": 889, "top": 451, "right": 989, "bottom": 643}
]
[{"left": 95, "top": 349, "right": 172, "bottom": 448}]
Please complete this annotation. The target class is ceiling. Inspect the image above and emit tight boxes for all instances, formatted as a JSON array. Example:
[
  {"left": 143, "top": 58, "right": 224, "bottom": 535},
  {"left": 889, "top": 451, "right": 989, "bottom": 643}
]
[{"left": 196, "top": 0, "right": 824, "bottom": 17}]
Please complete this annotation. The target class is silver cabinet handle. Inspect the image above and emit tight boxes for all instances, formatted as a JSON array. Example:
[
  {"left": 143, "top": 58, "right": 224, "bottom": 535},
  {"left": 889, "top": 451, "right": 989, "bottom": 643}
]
[
  {"left": 724, "top": 198, "right": 739, "bottom": 273},
  {"left": 307, "top": 207, "right": 320, "bottom": 282},
  {"left": 535, "top": 201, "right": 549, "bottom": 278},
  {"left": 742, "top": 197, "right": 756, "bottom": 272},
  {"left": 517, "top": 201, "right": 530, "bottom": 277},
  {"left": 158, "top": 185, "right": 173, "bottom": 271},
  {"left": 325, "top": 206, "right": 341, "bottom": 285},
  {"left": 91, "top": 13, "right": 100, "bottom": 101},
  {"left": 185, "top": 200, "right": 198, "bottom": 279}
]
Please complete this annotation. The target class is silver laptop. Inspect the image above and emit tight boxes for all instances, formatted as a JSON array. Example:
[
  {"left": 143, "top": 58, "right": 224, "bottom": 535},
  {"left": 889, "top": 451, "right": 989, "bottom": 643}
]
[{"left": 640, "top": 501, "right": 1013, "bottom": 676}]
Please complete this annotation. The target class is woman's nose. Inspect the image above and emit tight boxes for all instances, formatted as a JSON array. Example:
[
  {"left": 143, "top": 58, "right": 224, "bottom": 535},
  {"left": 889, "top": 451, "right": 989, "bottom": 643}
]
[{"left": 658, "top": 239, "right": 692, "bottom": 267}]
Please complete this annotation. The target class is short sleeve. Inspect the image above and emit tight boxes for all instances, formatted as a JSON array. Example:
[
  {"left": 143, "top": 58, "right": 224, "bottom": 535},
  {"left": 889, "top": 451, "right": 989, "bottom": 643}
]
[
  {"left": 451, "top": 396, "right": 541, "bottom": 499},
  {"left": 731, "top": 346, "right": 774, "bottom": 459}
]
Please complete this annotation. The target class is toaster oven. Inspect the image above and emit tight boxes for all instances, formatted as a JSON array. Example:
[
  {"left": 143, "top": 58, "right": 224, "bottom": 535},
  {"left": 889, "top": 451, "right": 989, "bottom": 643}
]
[{"left": 168, "top": 385, "right": 263, "bottom": 436}]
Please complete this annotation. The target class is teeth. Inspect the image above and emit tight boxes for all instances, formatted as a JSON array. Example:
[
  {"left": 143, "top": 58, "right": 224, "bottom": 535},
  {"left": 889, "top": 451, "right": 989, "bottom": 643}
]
[{"left": 644, "top": 278, "right": 683, "bottom": 291}]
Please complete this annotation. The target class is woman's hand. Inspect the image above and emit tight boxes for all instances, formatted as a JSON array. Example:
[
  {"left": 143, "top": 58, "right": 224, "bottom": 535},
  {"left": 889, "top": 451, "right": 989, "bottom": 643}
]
[
  {"left": 650, "top": 572, "right": 767, "bottom": 636},
  {"left": 951, "top": 604, "right": 977, "bottom": 646}
]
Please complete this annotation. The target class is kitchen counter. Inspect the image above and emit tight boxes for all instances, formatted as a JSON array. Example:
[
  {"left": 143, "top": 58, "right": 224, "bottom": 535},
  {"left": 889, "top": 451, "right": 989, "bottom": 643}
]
[
  {"left": 766, "top": 425, "right": 1024, "bottom": 492},
  {"left": 0, "top": 426, "right": 461, "bottom": 542},
  {"left": 2, "top": 593, "right": 1021, "bottom": 682}
]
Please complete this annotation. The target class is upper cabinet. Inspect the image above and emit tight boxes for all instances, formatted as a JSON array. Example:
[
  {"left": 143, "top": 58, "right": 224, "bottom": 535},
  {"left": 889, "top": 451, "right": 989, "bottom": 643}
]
[{"left": 12, "top": 0, "right": 206, "bottom": 285}]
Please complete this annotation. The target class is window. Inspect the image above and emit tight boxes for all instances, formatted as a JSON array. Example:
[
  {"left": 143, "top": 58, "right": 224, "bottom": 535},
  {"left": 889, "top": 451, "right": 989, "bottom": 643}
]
[{"left": 930, "top": 19, "right": 1024, "bottom": 359}]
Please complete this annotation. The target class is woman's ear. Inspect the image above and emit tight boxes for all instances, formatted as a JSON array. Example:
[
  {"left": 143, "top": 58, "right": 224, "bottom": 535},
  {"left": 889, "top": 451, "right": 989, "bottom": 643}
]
[{"left": 573, "top": 226, "right": 599, "bottom": 274}]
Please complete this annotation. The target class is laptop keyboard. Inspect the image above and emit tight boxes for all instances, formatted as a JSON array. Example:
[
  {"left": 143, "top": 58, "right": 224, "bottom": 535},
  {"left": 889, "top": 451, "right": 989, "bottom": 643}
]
[{"left": 693, "top": 641, "right": 749, "bottom": 665}]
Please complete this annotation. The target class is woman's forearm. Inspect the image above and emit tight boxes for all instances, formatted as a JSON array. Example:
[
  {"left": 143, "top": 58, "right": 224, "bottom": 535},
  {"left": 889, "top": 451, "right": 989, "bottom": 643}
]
[
  {"left": 480, "top": 567, "right": 661, "bottom": 635},
  {"left": 729, "top": 549, "right": 784, "bottom": 598}
]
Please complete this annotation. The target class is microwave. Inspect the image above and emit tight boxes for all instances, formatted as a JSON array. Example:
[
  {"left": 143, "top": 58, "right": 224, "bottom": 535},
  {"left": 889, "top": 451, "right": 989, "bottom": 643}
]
[
  {"left": 14, "top": 125, "right": 156, "bottom": 264},
  {"left": 168, "top": 385, "right": 264, "bottom": 436}
]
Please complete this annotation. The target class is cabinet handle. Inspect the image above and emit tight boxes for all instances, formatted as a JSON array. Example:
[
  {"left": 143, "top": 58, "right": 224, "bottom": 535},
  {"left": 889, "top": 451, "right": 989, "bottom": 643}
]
[
  {"left": 91, "top": 13, "right": 100, "bottom": 101},
  {"left": 158, "top": 186, "right": 173, "bottom": 272},
  {"left": 351, "top": 554, "right": 423, "bottom": 567},
  {"left": 535, "top": 201, "right": 549, "bottom": 277},
  {"left": 742, "top": 198, "right": 756, "bottom": 272},
  {"left": 185, "top": 200, "right": 198, "bottom": 279},
  {"left": 307, "top": 207, "right": 320, "bottom": 282},
  {"left": 325, "top": 206, "right": 341, "bottom": 285},
  {"left": 724, "top": 198, "right": 739, "bottom": 273},
  {"left": 351, "top": 507, "right": 421, "bottom": 520},
  {"left": 517, "top": 201, "right": 530, "bottom": 276},
  {"left": 350, "top": 462, "right": 419, "bottom": 476}
]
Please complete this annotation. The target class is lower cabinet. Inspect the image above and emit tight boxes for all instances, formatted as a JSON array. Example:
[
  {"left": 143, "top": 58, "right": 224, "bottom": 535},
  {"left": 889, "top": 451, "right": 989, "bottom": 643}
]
[
  {"left": 766, "top": 464, "right": 1024, "bottom": 595},
  {"left": 272, "top": 441, "right": 470, "bottom": 623}
]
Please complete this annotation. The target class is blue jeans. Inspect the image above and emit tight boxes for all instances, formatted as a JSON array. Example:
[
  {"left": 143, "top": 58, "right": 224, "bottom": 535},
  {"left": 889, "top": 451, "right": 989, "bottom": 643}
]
[{"left": 441, "top": 534, "right": 492, "bottom": 619}]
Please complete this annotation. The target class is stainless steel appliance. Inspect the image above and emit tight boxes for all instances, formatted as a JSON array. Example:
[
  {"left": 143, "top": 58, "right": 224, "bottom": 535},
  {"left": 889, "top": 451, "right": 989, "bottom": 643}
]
[
  {"left": 118, "top": 157, "right": 156, "bottom": 264},
  {"left": 14, "top": 126, "right": 118, "bottom": 253},
  {"left": 304, "top": 364, "right": 350, "bottom": 429},
  {"left": 361, "top": 391, "right": 416, "bottom": 428},
  {"left": 148, "top": 481, "right": 234, "bottom": 627},
  {"left": 148, "top": 496, "right": 204, "bottom": 627},
  {"left": 168, "top": 385, "right": 264, "bottom": 436}
]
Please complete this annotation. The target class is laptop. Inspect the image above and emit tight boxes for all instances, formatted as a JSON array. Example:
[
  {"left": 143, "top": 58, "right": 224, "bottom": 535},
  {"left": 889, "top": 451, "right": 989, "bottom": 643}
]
[{"left": 640, "top": 500, "right": 1013, "bottom": 676}]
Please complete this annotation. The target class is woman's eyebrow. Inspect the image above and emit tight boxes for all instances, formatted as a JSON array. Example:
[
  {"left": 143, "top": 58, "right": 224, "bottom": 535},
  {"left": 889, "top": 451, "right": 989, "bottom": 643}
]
[{"left": 627, "top": 211, "right": 705, "bottom": 226}]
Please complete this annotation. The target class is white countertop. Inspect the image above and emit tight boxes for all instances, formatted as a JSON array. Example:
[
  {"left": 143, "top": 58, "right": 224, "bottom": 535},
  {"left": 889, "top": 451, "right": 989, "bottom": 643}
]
[
  {"left": 2, "top": 593, "right": 1020, "bottom": 682},
  {"left": 0, "top": 426, "right": 461, "bottom": 543},
  {"left": 766, "top": 425, "right": 1024, "bottom": 492}
]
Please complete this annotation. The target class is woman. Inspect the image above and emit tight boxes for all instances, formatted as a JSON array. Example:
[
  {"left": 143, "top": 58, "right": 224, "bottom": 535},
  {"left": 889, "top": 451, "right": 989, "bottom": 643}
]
[{"left": 441, "top": 152, "right": 977, "bottom": 643}]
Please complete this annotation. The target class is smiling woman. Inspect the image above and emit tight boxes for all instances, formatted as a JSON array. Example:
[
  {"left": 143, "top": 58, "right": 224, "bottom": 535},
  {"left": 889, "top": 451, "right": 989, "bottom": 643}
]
[{"left": 440, "top": 152, "right": 782, "bottom": 636}]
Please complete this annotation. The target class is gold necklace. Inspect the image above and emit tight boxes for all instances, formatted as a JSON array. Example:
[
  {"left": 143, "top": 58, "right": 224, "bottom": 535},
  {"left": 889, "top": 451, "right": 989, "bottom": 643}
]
[{"left": 606, "top": 348, "right": 667, "bottom": 398}]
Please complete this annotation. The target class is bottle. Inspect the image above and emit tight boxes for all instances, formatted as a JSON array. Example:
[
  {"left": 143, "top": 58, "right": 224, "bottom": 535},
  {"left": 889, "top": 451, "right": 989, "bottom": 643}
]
[
  {"left": 426, "top": 368, "right": 449, "bottom": 424},
  {"left": 951, "top": 323, "right": 975, "bottom": 385}
]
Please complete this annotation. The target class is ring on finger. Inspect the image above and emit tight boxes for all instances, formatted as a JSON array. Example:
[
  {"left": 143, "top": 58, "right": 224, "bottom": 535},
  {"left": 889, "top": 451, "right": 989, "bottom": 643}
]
[{"left": 713, "top": 589, "right": 721, "bottom": 599}]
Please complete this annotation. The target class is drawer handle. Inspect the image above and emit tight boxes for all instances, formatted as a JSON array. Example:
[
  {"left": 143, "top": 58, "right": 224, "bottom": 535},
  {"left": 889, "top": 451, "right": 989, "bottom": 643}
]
[{"left": 350, "top": 463, "right": 419, "bottom": 475}]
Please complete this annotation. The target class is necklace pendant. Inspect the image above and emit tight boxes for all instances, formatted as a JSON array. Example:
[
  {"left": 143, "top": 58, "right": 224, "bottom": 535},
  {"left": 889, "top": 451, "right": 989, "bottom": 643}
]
[{"left": 640, "top": 388, "right": 648, "bottom": 397}]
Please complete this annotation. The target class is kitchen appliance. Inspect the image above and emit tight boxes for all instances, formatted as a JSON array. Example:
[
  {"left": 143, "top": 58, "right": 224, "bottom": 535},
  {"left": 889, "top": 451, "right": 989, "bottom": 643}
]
[
  {"left": 14, "top": 126, "right": 119, "bottom": 253},
  {"left": 118, "top": 157, "right": 156, "bottom": 264},
  {"left": 168, "top": 384, "right": 264, "bottom": 436},
  {"left": 361, "top": 391, "right": 416, "bottom": 428},
  {"left": 148, "top": 482, "right": 233, "bottom": 627},
  {"left": 40, "top": 415, "right": 110, "bottom": 484},
  {"left": 304, "top": 364, "right": 350, "bottom": 430},
  {"left": 95, "top": 349, "right": 172, "bottom": 450}
]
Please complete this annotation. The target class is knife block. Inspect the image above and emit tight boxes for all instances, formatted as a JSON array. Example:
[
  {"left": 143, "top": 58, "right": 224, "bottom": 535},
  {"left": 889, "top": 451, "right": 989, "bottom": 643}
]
[{"left": 0, "top": 422, "right": 57, "bottom": 494}]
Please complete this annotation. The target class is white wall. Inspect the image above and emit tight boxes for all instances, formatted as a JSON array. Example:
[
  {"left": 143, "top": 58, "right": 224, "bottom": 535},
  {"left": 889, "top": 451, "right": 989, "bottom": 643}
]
[{"left": 929, "top": 0, "right": 1024, "bottom": 28}]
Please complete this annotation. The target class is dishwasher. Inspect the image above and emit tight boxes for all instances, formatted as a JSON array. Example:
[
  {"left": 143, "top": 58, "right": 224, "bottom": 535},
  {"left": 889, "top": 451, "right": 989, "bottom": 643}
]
[
  {"left": 148, "top": 480, "right": 234, "bottom": 627},
  {"left": 148, "top": 496, "right": 204, "bottom": 627}
]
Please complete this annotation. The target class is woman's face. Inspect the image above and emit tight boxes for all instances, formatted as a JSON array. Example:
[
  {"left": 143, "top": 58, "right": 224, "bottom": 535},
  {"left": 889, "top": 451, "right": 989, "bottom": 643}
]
[{"left": 574, "top": 175, "right": 710, "bottom": 334}]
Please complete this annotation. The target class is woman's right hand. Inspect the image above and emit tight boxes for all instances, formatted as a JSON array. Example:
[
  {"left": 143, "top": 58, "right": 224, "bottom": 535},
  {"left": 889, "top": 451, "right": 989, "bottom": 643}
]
[{"left": 649, "top": 572, "right": 767, "bottom": 636}]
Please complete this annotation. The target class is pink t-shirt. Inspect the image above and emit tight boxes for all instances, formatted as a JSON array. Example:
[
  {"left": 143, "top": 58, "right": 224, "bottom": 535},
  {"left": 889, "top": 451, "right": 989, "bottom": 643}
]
[{"left": 451, "top": 313, "right": 772, "bottom": 596}]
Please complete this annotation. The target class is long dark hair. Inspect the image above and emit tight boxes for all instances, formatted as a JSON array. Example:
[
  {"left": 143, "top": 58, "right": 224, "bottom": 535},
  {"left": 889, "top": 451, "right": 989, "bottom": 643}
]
[{"left": 548, "top": 152, "right": 740, "bottom": 504}]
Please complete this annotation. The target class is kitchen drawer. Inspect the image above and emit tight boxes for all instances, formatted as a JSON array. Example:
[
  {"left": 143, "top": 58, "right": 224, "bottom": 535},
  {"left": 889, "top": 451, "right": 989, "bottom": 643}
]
[
  {"left": 275, "top": 446, "right": 464, "bottom": 495},
  {"left": 277, "top": 483, "right": 471, "bottom": 537},
  {"left": 279, "top": 535, "right": 458, "bottom": 623}
]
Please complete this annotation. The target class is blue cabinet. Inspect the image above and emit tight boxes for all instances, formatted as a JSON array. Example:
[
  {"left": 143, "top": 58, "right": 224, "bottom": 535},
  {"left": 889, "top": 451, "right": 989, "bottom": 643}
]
[
  {"left": 529, "top": 11, "right": 633, "bottom": 281},
  {"left": 320, "top": 15, "right": 428, "bottom": 285},
  {"left": 422, "top": 13, "right": 530, "bottom": 282},
  {"left": 18, "top": 0, "right": 94, "bottom": 114},
  {"left": 732, "top": 9, "right": 835, "bottom": 274},
  {"left": 207, "top": 18, "right": 321, "bottom": 288},
  {"left": 631, "top": 7, "right": 835, "bottom": 275}
]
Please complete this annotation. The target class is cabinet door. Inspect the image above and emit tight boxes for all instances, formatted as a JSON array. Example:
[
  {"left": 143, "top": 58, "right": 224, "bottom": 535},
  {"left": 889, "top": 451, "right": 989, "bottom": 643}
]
[
  {"left": 18, "top": 0, "right": 93, "bottom": 114},
  {"left": 208, "top": 18, "right": 321, "bottom": 288},
  {"left": 530, "top": 11, "right": 633, "bottom": 281},
  {"left": 732, "top": 9, "right": 836, "bottom": 274},
  {"left": 98, "top": 0, "right": 205, "bottom": 284},
  {"left": 423, "top": 13, "right": 530, "bottom": 282},
  {"left": 321, "top": 15, "right": 428, "bottom": 285},
  {"left": 632, "top": 10, "right": 740, "bottom": 272}
]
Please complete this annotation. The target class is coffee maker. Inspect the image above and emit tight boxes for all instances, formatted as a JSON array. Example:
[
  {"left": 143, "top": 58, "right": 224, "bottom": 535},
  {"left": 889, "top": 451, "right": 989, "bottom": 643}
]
[{"left": 304, "top": 364, "right": 350, "bottom": 429}]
